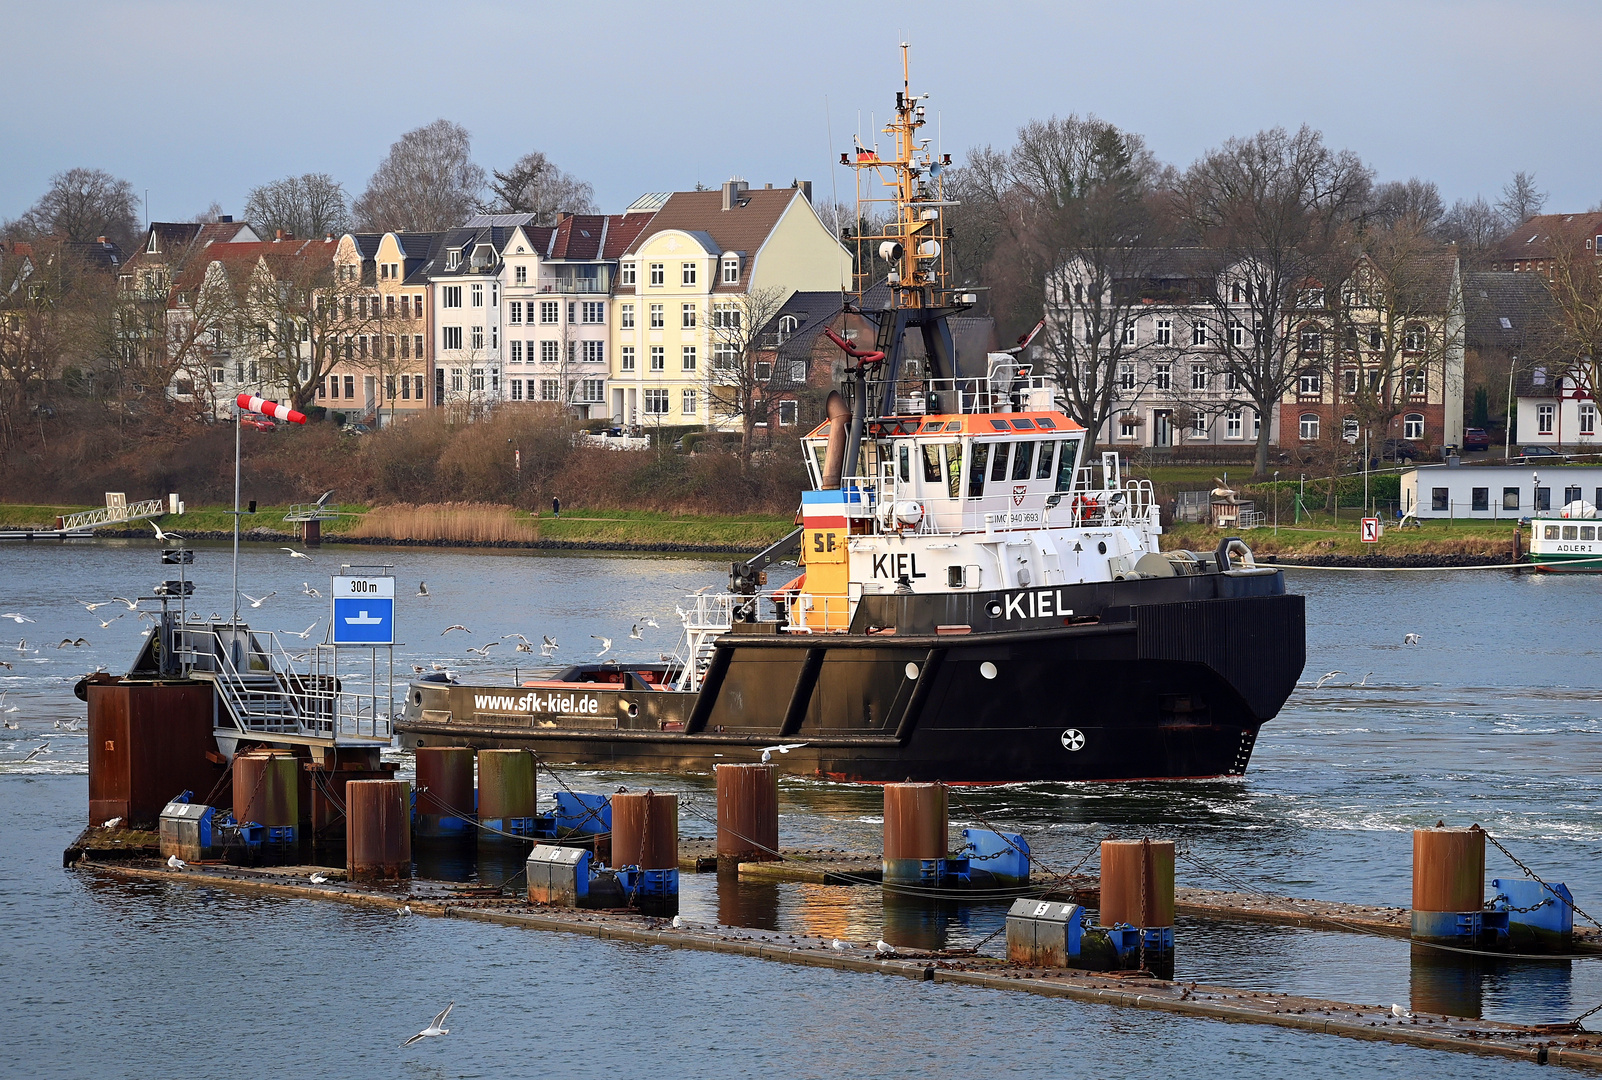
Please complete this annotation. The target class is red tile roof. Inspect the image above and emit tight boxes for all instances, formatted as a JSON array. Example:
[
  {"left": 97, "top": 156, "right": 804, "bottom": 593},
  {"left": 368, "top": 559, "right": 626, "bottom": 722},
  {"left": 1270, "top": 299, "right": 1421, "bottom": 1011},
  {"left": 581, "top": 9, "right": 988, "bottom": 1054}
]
[{"left": 620, "top": 188, "right": 803, "bottom": 290}]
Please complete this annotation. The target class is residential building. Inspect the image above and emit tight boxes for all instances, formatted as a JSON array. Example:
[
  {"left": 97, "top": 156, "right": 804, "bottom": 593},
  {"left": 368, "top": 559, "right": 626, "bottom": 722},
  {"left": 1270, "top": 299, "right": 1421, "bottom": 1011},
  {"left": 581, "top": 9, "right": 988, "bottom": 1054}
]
[
  {"left": 1462, "top": 270, "right": 1559, "bottom": 445},
  {"left": 116, "top": 218, "right": 258, "bottom": 378},
  {"left": 326, "top": 231, "right": 439, "bottom": 423},
  {"left": 610, "top": 180, "right": 849, "bottom": 427},
  {"left": 421, "top": 222, "right": 517, "bottom": 408},
  {"left": 1401, "top": 462, "right": 1602, "bottom": 519},
  {"left": 1490, "top": 212, "right": 1602, "bottom": 276},
  {"left": 499, "top": 210, "right": 653, "bottom": 417}
]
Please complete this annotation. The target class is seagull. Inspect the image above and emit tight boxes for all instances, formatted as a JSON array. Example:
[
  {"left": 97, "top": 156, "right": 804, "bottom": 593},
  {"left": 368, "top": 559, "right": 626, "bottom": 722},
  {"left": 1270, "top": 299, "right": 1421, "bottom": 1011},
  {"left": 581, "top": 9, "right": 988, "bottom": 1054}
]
[
  {"left": 102, "top": 816, "right": 122, "bottom": 828},
  {"left": 97, "top": 614, "right": 124, "bottom": 629},
  {"left": 417, "top": 581, "right": 429, "bottom": 596},
  {"left": 831, "top": 938, "right": 847, "bottom": 952},
  {"left": 56, "top": 638, "right": 88, "bottom": 649},
  {"left": 411, "top": 665, "right": 426, "bottom": 675},
  {"left": 402, "top": 1002, "right": 453, "bottom": 1047},
  {"left": 670, "top": 915, "right": 684, "bottom": 928},
  {"left": 242, "top": 592, "right": 275, "bottom": 608},
  {"left": 466, "top": 642, "right": 500, "bottom": 656},
  {"left": 2, "top": 720, "right": 16, "bottom": 730},
  {"left": 592, "top": 636, "right": 612, "bottom": 657},
  {"left": 758, "top": 742, "right": 806, "bottom": 764},
  {"left": 301, "top": 583, "right": 322, "bottom": 598},
  {"left": 397, "top": 905, "right": 412, "bottom": 917},
  {"left": 1357, "top": 672, "right": 1373, "bottom": 686},
  {"left": 1313, "top": 670, "right": 1345, "bottom": 689},
  {"left": 875, "top": 939, "right": 897, "bottom": 957},
  {"left": 629, "top": 624, "right": 643, "bottom": 640},
  {"left": 76, "top": 598, "right": 116, "bottom": 611},
  {"left": 1403, "top": 633, "right": 1421, "bottom": 645},
  {"left": 642, "top": 617, "right": 660, "bottom": 629},
  {"left": 441, "top": 625, "right": 470, "bottom": 636},
  {"left": 281, "top": 621, "right": 319, "bottom": 640},
  {"left": 309, "top": 872, "right": 329, "bottom": 884},
  {"left": 22, "top": 742, "right": 49, "bottom": 761},
  {"left": 542, "top": 635, "right": 558, "bottom": 650},
  {"left": 540, "top": 642, "right": 557, "bottom": 657},
  {"left": 1, "top": 613, "right": 34, "bottom": 624},
  {"left": 1391, "top": 1004, "right": 1412, "bottom": 1018},
  {"left": 150, "top": 521, "right": 183, "bottom": 542},
  {"left": 691, "top": 584, "right": 715, "bottom": 595},
  {"left": 167, "top": 854, "right": 185, "bottom": 869},
  {"left": 281, "top": 546, "right": 314, "bottom": 561},
  {"left": 111, "top": 597, "right": 139, "bottom": 610}
]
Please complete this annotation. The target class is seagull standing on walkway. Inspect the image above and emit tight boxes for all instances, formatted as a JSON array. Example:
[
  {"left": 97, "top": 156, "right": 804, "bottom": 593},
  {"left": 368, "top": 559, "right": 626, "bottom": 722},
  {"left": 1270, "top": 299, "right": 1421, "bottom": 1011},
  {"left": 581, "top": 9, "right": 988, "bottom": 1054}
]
[
  {"left": 167, "top": 854, "right": 185, "bottom": 869},
  {"left": 401, "top": 1002, "right": 453, "bottom": 1047},
  {"left": 875, "top": 939, "right": 897, "bottom": 957},
  {"left": 1391, "top": 1004, "right": 1412, "bottom": 1018}
]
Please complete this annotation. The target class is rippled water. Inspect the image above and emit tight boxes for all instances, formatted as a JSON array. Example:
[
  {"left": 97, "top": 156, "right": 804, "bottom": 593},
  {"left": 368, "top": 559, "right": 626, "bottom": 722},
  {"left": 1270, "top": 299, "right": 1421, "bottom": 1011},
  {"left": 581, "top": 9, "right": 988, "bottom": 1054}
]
[{"left": 4, "top": 540, "right": 1600, "bottom": 1077}]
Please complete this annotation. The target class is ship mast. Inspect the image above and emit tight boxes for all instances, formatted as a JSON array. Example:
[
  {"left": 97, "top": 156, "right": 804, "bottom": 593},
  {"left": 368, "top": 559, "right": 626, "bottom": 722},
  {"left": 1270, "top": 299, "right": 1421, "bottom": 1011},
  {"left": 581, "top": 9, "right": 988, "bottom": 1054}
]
[{"left": 837, "top": 45, "right": 970, "bottom": 473}]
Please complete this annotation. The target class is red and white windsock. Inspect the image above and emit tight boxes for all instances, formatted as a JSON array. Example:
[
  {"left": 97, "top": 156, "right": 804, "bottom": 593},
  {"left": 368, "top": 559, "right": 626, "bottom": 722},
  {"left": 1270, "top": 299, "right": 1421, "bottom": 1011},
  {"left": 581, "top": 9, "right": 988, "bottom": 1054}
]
[{"left": 236, "top": 393, "right": 307, "bottom": 425}]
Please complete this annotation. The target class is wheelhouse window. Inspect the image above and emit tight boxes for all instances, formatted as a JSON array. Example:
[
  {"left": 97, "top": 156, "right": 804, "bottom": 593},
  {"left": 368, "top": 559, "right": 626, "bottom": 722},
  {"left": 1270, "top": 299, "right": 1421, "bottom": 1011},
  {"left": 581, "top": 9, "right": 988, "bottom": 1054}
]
[{"left": 967, "top": 442, "right": 989, "bottom": 498}]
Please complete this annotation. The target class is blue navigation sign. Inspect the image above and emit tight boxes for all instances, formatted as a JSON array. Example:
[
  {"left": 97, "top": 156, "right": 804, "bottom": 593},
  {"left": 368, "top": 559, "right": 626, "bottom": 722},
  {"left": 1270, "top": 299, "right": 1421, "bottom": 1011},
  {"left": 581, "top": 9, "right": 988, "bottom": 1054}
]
[{"left": 331, "top": 575, "right": 395, "bottom": 645}]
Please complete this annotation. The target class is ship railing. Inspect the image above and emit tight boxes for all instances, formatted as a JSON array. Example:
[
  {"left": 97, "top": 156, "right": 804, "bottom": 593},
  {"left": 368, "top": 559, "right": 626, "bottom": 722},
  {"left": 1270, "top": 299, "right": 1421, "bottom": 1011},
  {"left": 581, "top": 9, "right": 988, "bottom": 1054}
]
[
  {"left": 784, "top": 592, "right": 854, "bottom": 634},
  {"left": 866, "top": 374, "right": 1060, "bottom": 416},
  {"left": 672, "top": 592, "right": 736, "bottom": 692}
]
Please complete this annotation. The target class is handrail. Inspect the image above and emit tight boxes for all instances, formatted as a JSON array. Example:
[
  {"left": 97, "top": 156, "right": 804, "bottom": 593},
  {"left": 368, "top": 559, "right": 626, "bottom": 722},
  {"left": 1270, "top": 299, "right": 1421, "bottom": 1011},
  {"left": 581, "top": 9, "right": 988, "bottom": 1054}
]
[{"left": 60, "top": 499, "right": 166, "bottom": 531}]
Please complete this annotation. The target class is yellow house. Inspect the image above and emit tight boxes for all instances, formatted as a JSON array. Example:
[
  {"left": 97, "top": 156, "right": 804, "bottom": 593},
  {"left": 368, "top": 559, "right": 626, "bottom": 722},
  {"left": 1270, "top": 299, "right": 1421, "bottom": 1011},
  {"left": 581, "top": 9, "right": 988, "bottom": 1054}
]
[
  {"left": 328, "top": 232, "right": 438, "bottom": 423},
  {"left": 610, "top": 181, "right": 849, "bottom": 427}
]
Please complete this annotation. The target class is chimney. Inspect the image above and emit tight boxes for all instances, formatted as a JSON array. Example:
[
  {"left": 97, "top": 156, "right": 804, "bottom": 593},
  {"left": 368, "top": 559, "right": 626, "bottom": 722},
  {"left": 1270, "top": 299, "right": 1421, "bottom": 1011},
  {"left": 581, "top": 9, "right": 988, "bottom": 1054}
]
[
  {"left": 97, "top": 236, "right": 107, "bottom": 245},
  {"left": 219, "top": 215, "right": 233, "bottom": 223},
  {"left": 275, "top": 229, "right": 284, "bottom": 242},
  {"left": 764, "top": 182, "right": 772, "bottom": 189},
  {"left": 325, "top": 232, "right": 334, "bottom": 242},
  {"left": 721, "top": 178, "right": 749, "bottom": 211},
  {"left": 792, "top": 180, "right": 813, "bottom": 203}
]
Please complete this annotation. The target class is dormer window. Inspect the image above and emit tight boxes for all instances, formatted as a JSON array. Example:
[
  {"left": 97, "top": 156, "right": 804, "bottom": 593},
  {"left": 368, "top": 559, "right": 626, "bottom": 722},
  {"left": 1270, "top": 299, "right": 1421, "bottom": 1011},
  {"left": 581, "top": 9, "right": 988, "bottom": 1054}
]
[
  {"left": 776, "top": 314, "right": 799, "bottom": 343},
  {"left": 446, "top": 249, "right": 461, "bottom": 270},
  {"left": 722, "top": 255, "right": 741, "bottom": 284},
  {"left": 147, "top": 233, "right": 158, "bottom": 253}
]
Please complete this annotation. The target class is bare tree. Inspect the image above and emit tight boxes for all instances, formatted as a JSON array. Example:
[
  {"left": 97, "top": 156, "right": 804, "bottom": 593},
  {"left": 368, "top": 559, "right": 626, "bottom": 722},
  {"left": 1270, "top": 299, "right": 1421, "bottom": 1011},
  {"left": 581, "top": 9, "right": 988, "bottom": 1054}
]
[
  {"left": 1542, "top": 219, "right": 1602, "bottom": 404},
  {"left": 1369, "top": 178, "right": 1445, "bottom": 233},
  {"left": 20, "top": 168, "right": 140, "bottom": 250},
  {"left": 245, "top": 174, "right": 352, "bottom": 239},
  {"left": 354, "top": 120, "right": 486, "bottom": 232},
  {"left": 487, "top": 151, "right": 597, "bottom": 224},
  {"left": 1438, "top": 196, "right": 1508, "bottom": 270},
  {"left": 1496, "top": 170, "right": 1547, "bottom": 226},
  {"left": 1176, "top": 125, "right": 1373, "bottom": 476},
  {"left": 0, "top": 239, "right": 108, "bottom": 447},
  {"left": 705, "top": 286, "right": 792, "bottom": 468}
]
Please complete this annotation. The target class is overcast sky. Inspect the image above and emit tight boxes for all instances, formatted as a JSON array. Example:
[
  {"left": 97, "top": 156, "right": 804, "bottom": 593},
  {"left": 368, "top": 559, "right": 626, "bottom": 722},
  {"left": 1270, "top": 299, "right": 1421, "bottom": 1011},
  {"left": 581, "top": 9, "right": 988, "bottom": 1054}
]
[{"left": 4, "top": 0, "right": 1596, "bottom": 226}]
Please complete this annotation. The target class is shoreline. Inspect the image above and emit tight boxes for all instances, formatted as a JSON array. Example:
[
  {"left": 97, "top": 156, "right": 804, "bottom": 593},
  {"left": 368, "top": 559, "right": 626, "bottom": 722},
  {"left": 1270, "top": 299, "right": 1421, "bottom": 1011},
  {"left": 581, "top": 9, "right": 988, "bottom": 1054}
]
[{"left": 91, "top": 527, "right": 768, "bottom": 555}]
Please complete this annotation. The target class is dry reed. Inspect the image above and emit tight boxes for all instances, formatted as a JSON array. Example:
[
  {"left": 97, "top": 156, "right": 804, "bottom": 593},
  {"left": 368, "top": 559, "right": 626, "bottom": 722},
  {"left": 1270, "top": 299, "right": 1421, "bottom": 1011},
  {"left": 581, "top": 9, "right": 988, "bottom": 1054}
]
[{"left": 349, "top": 502, "right": 537, "bottom": 543}]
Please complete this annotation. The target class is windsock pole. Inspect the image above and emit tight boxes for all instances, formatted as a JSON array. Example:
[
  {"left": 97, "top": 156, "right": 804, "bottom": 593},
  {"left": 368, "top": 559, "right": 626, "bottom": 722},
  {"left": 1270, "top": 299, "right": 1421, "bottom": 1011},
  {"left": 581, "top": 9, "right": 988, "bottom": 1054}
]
[{"left": 229, "top": 395, "right": 307, "bottom": 622}]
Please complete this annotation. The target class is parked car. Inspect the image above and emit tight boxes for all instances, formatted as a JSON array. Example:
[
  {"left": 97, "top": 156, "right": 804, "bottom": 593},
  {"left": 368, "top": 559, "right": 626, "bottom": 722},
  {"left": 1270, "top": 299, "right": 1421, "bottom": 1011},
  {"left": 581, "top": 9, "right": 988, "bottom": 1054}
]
[
  {"left": 240, "top": 417, "right": 276, "bottom": 432},
  {"left": 1462, "top": 427, "right": 1490, "bottom": 451},
  {"left": 341, "top": 422, "right": 372, "bottom": 436},
  {"left": 1378, "top": 438, "right": 1418, "bottom": 463},
  {"left": 1514, "top": 444, "right": 1562, "bottom": 461}
]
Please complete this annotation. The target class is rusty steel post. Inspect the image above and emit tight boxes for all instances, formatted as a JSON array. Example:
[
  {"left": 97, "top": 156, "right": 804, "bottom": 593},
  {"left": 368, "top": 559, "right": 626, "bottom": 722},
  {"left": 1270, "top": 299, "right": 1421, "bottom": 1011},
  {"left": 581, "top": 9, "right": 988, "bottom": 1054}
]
[
  {"left": 1099, "top": 840, "right": 1176, "bottom": 928},
  {"left": 476, "top": 749, "right": 536, "bottom": 838},
  {"left": 232, "top": 750, "right": 298, "bottom": 829},
  {"left": 415, "top": 746, "right": 476, "bottom": 838},
  {"left": 1412, "top": 826, "right": 1486, "bottom": 943},
  {"left": 347, "top": 779, "right": 412, "bottom": 881},
  {"left": 611, "top": 791, "right": 678, "bottom": 870},
  {"left": 716, "top": 763, "right": 778, "bottom": 869},
  {"left": 882, "top": 782, "right": 948, "bottom": 885}
]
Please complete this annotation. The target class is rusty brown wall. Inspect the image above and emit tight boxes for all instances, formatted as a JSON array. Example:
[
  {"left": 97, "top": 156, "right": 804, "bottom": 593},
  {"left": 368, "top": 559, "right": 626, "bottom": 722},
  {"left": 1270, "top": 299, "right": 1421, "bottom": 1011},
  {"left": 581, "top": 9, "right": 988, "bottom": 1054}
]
[
  {"left": 1100, "top": 840, "right": 1176, "bottom": 928},
  {"left": 416, "top": 746, "right": 476, "bottom": 818},
  {"left": 883, "top": 783, "right": 948, "bottom": 861},
  {"left": 347, "top": 779, "right": 411, "bottom": 881},
  {"left": 716, "top": 764, "right": 778, "bottom": 862},
  {"left": 611, "top": 791, "right": 678, "bottom": 870},
  {"left": 476, "top": 749, "right": 536, "bottom": 821},
  {"left": 87, "top": 681, "right": 222, "bottom": 828},
  {"left": 232, "top": 751, "right": 298, "bottom": 827},
  {"left": 1413, "top": 827, "right": 1485, "bottom": 913}
]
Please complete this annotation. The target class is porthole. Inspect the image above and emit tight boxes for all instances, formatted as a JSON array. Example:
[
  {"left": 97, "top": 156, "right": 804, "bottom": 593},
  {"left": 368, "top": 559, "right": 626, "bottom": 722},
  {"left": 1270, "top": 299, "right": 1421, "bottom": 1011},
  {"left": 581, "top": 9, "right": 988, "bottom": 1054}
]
[
  {"left": 413, "top": 690, "right": 422, "bottom": 705},
  {"left": 1097, "top": 541, "right": 1107, "bottom": 554},
  {"left": 985, "top": 601, "right": 1003, "bottom": 619},
  {"left": 980, "top": 661, "right": 998, "bottom": 680},
  {"left": 905, "top": 662, "right": 920, "bottom": 680}
]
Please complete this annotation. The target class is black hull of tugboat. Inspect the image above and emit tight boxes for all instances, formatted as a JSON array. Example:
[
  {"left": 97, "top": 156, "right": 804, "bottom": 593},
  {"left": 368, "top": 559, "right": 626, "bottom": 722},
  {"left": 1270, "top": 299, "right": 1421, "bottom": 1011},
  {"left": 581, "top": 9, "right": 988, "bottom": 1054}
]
[{"left": 396, "top": 571, "right": 1305, "bottom": 783}]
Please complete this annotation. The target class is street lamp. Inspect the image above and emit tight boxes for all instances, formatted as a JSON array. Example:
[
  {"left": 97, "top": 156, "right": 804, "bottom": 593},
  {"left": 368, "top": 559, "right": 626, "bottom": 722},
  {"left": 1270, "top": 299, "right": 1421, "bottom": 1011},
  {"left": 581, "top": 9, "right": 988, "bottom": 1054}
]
[
  {"left": 1506, "top": 355, "right": 1519, "bottom": 460},
  {"left": 1273, "top": 470, "right": 1279, "bottom": 535}
]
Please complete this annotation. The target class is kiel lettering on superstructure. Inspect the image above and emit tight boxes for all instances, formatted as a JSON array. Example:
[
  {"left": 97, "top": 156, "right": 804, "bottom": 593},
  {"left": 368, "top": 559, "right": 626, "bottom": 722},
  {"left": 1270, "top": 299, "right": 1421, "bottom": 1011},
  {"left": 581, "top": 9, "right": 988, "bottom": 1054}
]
[
  {"left": 870, "top": 552, "right": 928, "bottom": 580},
  {"left": 474, "top": 692, "right": 601, "bottom": 715}
]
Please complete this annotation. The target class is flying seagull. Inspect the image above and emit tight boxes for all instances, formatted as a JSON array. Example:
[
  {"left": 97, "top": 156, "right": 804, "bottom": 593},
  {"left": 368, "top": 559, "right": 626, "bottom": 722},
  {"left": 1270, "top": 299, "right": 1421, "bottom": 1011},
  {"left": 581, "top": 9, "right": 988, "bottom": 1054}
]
[
  {"left": 281, "top": 621, "right": 320, "bottom": 640},
  {"left": 22, "top": 742, "right": 49, "bottom": 761},
  {"left": 542, "top": 635, "right": 558, "bottom": 649},
  {"left": 1, "top": 613, "right": 34, "bottom": 624},
  {"left": 97, "top": 614, "right": 124, "bottom": 628},
  {"left": 242, "top": 592, "right": 275, "bottom": 608},
  {"left": 629, "top": 624, "right": 643, "bottom": 640},
  {"left": 417, "top": 581, "right": 429, "bottom": 596},
  {"left": 1358, "top": 672, "right": 1373, "bottom": 686},
  {"left": 111, "top": 597, "right": 139, "bottom": 610},
  {"left": 150, "top": 521, "right": 182, "bottom": 542},
  {"left": 641, "top": 617, "right": 660, "bottom": 629},
  {"left": 1312, "top": 670, "right": 1345, "bottom": 689},
  {"left": 466, "top": 641, "right": 500, "bottom": 656},
  {"left": 1403, "top": 633, "right": 1421, "bottom": 645},
  {"left": 402, "top": 1002, "right": 453, "bottom": 1047},
  {"left": 758, "top": 742, "right": 806, "bottom": 764},
  {"left": 441, "top": 625, "right": 470, "bottom": 636},
  {"left": 592, "top": 635, "right": 612, "bottom": 657},
  {"left": 76, "top": 598, "right": 116, "bottom": 611},
  {"left": 281, "top": 547, "right": 314, "bottom": 561},
  {"left": 301, "top": 582, "right": 322, "bottom": 598}
]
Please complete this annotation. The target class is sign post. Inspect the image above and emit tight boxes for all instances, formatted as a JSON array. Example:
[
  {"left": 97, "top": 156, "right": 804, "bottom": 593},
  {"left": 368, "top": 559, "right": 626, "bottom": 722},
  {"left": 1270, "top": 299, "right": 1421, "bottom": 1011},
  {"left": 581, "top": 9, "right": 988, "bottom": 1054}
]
[
  {"left": 331, "top": 575, "right": 395, "bottom": 644},
  {"left": 1361, "top": 517, "right": 1380, "bottom": 544}
]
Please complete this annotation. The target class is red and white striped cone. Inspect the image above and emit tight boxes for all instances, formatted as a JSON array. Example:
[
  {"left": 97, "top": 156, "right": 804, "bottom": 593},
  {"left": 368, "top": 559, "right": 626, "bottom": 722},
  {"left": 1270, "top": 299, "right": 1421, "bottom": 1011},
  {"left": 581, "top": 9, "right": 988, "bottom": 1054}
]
[{"left": 236, "top": 393, "right": 307, "bottom": 425}]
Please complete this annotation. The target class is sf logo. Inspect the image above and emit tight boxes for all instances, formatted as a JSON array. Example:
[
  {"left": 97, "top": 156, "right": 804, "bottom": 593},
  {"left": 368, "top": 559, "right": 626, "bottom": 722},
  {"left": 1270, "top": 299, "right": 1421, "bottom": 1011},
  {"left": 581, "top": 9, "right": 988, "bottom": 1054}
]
[{"left": 1061, "top": 728, "right": 1086, "bottom": 751}]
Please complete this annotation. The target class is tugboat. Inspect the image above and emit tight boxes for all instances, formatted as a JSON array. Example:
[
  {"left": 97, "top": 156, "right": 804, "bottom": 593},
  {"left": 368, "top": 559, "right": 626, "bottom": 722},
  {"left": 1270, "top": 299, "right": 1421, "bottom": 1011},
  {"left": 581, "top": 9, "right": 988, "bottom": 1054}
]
[{"left": 396, "top": 50, "right": 1307, "bottom": 781}]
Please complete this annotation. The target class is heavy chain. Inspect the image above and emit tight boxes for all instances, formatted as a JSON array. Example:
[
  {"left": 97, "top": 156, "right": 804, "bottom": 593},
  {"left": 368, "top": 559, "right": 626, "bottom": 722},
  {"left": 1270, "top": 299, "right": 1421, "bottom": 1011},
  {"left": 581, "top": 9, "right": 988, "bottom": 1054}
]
[
  {"left": 1483, "top": 829, "right": 1601, "bottom": 929},
  {"left": 1138, "top": 837, "right": 1148, "bottom": 973}
]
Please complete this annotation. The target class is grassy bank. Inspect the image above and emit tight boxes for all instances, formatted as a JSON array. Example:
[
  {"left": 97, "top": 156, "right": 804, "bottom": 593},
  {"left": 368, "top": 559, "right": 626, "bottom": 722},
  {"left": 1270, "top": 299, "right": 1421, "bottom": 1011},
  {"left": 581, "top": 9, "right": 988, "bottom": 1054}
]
[
  {"left": 0, "top": 502, "right": 793, "bottom": 550},
  {"left": 1164, "top": 516, "right": 1523, "bottom": 560}
]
